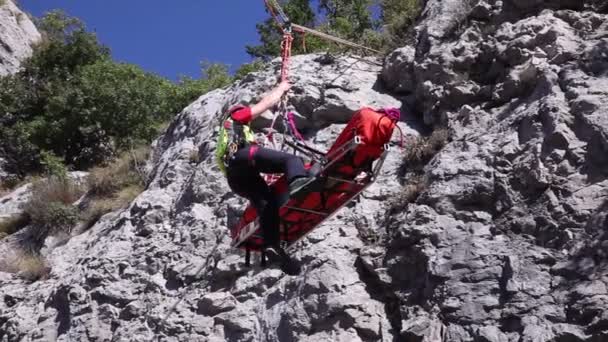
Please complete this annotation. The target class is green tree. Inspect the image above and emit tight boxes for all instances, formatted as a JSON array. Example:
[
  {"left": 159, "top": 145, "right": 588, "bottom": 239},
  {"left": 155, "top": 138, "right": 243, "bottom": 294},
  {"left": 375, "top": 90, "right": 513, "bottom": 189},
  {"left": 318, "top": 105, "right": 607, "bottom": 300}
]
[
  {"left": 0, "top": 10, "right": 247, "bottom": 177},
  {"left": 234, "top": 60, "right": 266, "bottom": 80},
  {"left": 380, "top": 0, "right": 420, "bottom": 48},
  {"left": 0, "top": 11, "right": 236, "bottom": 172},
  {"left": 318, "top": 0, "right": 375, "bottom": 39},
  {"left": 246, "top": 0, "right": 321, "bottom": 59},
  {"left": 171, "top": 62, "right": 234, "bottom": 114},
  {"left": 23, "top": 10, "right": 110, "bottom": 81}
]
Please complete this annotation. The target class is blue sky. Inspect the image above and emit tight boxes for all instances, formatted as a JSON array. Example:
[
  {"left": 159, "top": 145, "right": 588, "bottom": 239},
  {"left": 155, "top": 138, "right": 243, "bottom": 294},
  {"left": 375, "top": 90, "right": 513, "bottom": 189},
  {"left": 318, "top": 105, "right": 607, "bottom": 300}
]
[{"left": 19, "top": 1, "right": 271, "bottom": 80}]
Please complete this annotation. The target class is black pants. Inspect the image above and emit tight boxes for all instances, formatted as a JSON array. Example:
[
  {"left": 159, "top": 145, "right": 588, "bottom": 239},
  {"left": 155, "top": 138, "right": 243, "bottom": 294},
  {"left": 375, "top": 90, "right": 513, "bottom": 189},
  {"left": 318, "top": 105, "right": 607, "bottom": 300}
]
[{"left": 227, "top": 145, "right": 307, "bottom": 246}]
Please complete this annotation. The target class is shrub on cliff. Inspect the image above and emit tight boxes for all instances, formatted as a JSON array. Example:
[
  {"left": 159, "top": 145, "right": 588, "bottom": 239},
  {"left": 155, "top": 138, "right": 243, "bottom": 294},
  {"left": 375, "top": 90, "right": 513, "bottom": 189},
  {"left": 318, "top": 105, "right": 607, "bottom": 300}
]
[
  {"left": 0, "top": 11, "right": 234, "bottom": 175},
  {"left": 24, "top": 176, "right": 83, "bottom": 242}
]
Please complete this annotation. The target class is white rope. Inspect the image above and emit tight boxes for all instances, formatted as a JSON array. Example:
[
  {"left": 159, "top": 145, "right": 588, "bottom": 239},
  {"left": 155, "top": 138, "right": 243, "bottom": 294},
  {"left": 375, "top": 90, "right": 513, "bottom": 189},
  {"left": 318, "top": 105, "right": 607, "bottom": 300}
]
[
  {"left": 267, "top": 0, "right": 290, "bottom": 23},
  {"left": 292, "top": 24, "right": 380, "bottom": 54}
]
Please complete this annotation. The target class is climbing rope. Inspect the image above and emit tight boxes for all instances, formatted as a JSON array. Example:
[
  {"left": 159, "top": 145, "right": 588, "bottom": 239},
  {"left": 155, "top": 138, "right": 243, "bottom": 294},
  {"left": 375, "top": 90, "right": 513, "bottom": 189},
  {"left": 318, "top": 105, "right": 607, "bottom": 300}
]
[
  {"left": 265, "top": 0, "right": 290, "bottom": 26},
  {"left": 280, "top": 28, "right": 294, "bottom": 82},
  {"left": 263, "top": 0, "right": 380, "bottom": 55},
  {"left": 291, "top": 24, "right": 380, "bottom": 54},
  {"left": 264, "top": 22, "right": 295, "bottom": 151},
  {"left": 261, "top": 0, "right": 383, "bottom": 153}
]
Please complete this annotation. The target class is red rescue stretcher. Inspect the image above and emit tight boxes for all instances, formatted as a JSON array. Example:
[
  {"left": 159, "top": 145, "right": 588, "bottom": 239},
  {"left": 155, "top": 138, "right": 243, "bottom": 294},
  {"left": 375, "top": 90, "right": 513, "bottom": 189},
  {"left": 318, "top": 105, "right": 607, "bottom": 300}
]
[{"left": 230, "top": 108, "right": 399, "bottom": 265}]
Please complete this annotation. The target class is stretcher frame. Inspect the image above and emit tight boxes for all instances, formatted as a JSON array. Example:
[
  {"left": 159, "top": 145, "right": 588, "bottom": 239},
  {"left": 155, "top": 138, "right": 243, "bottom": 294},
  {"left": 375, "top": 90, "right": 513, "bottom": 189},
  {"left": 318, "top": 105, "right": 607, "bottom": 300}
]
[{"left": 231, "top": 134, "right": 390, "bottom": 254}]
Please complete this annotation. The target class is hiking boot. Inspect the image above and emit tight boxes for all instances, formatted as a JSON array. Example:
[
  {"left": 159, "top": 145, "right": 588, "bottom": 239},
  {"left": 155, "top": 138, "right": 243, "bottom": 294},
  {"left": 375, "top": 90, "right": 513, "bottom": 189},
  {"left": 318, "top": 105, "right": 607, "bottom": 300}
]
[
  {"left": 288, "top": 176, "right": 315, "bottom": 195},
  {"left": 263, "top": 245, "right": 301, "bottom": 275}
]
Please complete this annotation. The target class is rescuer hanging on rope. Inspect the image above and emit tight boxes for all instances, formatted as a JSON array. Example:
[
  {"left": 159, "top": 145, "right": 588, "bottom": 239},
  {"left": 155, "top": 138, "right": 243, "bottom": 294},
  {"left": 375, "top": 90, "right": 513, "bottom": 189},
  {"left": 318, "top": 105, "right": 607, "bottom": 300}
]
[
  {"left": 215, "top": 80, "right": 315, "bottom": 276},
  {"left": 216, "top": 0, "right": 386, "bottom": 276}
]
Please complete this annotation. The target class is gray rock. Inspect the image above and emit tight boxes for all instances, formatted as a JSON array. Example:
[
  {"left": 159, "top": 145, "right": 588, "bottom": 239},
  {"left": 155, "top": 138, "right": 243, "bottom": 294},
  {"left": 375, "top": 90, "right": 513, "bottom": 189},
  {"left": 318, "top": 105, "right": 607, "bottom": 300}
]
[
  {"left": 197, "top": 292, "right": 237, "bottom": 316},
  {"left": 1, "top": 1, "right": 608, "bottom": 341},
  {"left": 0, "top": 0, "right": 41, "bottom": 76}
]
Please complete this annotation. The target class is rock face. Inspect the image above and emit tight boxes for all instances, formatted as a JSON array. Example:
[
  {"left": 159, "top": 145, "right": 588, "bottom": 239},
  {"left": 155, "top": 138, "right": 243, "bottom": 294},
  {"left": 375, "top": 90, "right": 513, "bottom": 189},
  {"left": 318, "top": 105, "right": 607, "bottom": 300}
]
[
  {"left": 0, "top": 0, "right": 40, "bottom": 76},
  {"left": 380, "top": 0, "right": 608, "bottom": 341},
  {"left": 0, "top": 0, "right": 40, "bottom": 181},
  {"left": 1, "top": 1, "right": 607, "bottom": 342},
  {"left": 0, "top": 54, "right": 407, "bottom": 342}
]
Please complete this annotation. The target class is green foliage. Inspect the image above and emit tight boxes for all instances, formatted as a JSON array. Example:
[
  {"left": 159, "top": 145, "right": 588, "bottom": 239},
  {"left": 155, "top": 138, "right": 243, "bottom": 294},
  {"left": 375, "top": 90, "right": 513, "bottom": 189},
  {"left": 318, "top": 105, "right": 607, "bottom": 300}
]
[
  {"left": 72, "top": 60, "right": 176, "bottom": 150},
  {"left": 0, "top": 124, "right": 40, "bottom": 177},
  {"left": 250, "top": 0, "right": 422, "bottom": 57},
  {"left": 2, "top": 59, "right": 175, "bottom": 168},
  {"left": 25, "top": 10, "right": 110, "bottom": 80},
  {"left": 319, "top": 0, "right": 375, "bottom": 39},
  {"left": 28, "top": 202, "right": 79, "bottom": 236},
  {"left": 380, "top": 0, "right": 420, "bottom": 48},
  {"left": 39, "top": 150, "right": 67, "bottom": 178},
  {"left": 234, "top": 60, "right": 266, "bottom": 80},
  {"left": 0, "top": 10, "right": 236, "bottom": 174},
  {"left": 171, "top": 62, "right": 233, "bottom": 114},
  {"left": 247, "top": 0, "right": 323, "bottom": 59}
]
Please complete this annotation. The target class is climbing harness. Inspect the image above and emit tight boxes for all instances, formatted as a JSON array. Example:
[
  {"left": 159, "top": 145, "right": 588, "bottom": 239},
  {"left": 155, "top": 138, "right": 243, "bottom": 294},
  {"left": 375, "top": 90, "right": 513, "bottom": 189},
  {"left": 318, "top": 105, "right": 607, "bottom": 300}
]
[{"left": 215, "top": 108, "right": 256, "bottom": 175}]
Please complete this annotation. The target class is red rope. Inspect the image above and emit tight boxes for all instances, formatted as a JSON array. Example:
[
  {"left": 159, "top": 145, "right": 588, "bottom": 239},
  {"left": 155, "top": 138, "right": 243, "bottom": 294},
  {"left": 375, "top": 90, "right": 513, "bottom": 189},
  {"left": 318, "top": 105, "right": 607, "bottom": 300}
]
[{"left": 280, "top": 32, "right": 293, "bottom": 82}]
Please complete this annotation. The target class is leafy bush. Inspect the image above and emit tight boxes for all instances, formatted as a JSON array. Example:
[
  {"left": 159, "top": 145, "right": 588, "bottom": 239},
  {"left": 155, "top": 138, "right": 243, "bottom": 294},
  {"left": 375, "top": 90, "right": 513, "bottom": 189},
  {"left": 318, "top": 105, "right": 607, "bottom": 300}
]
[
  {"left": 171, "top": 63, "right": 233, "bottom": 114},
  {"left": 0, "top": 11, "right": 236, "bottom": 175},
  {"left": 25, "top": 10, "right": 110, "bottom": 79},
  {"left": 9, "top": 59, "right": 177, "bottom": 168},
  {"left": 234, "top": 60, "right": 267, "bottom": 80},
  {"left": 380, "top": 0, "right": 421, "bottom": 48},
  {"left": 27, "top": 202, "right": 79, "bottom": 236},
  {"left": 320, "top": 0, "right": 375, "bottom": 40},
  {"left": 0, "top": 122, "right": 42, "bottom": 177},
  {"left": 39, "top": 150, "right": 68, "bottom": 178},
  {"left": 0, "top": 11, "right": 112, "bottom": 170},
  {"left": 67, "top": 60, "right": 176, "bottom": 156}
]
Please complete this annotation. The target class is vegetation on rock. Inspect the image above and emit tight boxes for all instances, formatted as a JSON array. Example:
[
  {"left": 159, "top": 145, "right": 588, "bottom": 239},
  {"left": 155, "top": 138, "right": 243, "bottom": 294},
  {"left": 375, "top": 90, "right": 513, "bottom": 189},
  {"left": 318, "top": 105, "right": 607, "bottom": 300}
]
[
  {"left": 247, "top": 0, "right": 422, "bottom": 58},
  {"left": 0, "top": 11, "right": 257, "bottom": 179}
]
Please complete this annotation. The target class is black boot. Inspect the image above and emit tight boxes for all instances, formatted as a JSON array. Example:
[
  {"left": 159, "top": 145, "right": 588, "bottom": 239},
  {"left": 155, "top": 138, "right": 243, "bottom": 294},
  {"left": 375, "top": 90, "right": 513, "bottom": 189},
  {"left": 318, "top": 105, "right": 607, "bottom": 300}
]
[{"left": 263, "top": 245, "right": 301, "bottom": 275}]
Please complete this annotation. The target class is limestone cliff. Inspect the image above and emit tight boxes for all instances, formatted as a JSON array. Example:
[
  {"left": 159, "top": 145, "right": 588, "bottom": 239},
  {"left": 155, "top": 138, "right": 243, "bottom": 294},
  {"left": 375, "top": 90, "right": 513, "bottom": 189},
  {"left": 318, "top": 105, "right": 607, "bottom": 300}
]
[
  {"left": 0, "top": 0, "right": 40, "bottom": 76},
  {"left": 0, "top": 1, "right": 607, "bottom": 341}
]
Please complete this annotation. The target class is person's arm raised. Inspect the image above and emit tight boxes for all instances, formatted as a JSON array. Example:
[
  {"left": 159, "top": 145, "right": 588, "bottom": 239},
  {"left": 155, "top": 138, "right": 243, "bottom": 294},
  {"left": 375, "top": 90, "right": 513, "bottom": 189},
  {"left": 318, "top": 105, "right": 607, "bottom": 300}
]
[{"left": 249, "top": 81, "right": 291, "bottom": 120}]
